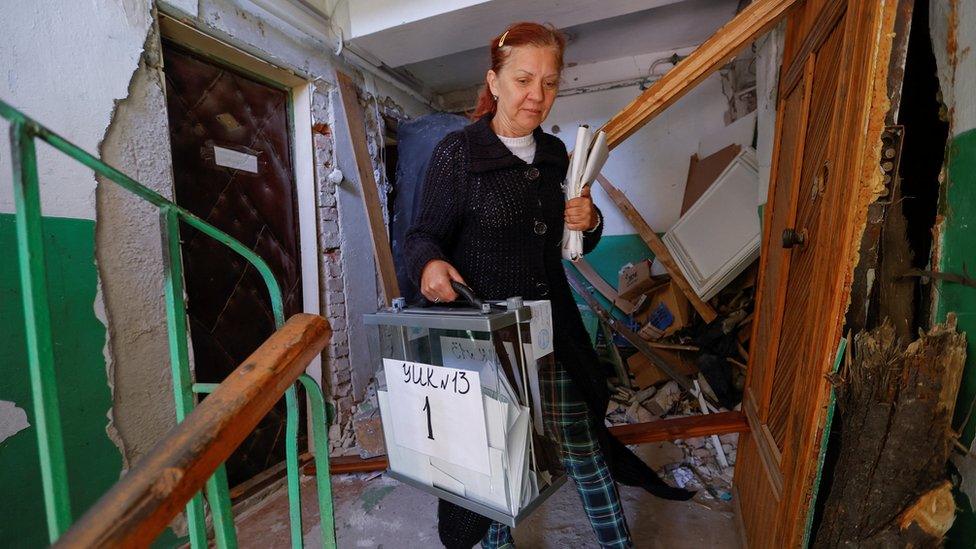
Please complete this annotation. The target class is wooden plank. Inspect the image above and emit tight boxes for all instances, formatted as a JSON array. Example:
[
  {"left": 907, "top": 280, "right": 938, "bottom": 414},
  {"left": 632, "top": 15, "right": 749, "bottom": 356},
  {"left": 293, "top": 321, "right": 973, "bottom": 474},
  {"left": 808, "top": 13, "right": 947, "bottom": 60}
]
[
  {"left": 609, "top": 411, "right": 748, "bottom": 445},
  {"left": 335, "top": 71, "right": 400, "bottom": 305},
  {"left": 310, "top": 414, "right": 748, "bottom": 477},
  {"left": 599, "top": 0, "right": 802, "bottom": 150},
  {"left": 596, "top": 174, "right": 718, "bottom": 322},
  {"left": 303, "top": 455, "right": 389, "bottom": 475},
  {"left": 573, "top": 258, "right": 636, "bottom": 315},
  {"left": 779, "top": 0, "right": 848, "bottom": 94},
  {"left": 55, "top": 314, "right": 332, "bottom": 548}
]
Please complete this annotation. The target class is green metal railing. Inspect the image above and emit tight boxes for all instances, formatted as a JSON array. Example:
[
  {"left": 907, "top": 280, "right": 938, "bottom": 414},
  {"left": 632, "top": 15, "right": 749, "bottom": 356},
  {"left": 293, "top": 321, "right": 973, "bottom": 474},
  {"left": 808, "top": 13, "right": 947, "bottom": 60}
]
[{"left": 1, "top": 99, "right": 336, "bottom": 548}]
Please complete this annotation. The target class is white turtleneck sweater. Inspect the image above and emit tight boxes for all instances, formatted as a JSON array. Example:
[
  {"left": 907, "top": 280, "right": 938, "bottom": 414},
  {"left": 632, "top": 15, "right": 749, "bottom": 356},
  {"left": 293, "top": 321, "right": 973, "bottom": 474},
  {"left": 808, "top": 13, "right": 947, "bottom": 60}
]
[{"left": 497, "top": 132, "right": 536, "bottom": 164}]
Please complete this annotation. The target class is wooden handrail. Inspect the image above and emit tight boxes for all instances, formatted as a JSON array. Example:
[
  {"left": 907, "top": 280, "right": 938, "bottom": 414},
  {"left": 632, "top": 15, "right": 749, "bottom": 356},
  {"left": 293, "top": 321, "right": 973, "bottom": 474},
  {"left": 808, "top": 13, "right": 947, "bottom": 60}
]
[
  {"left": 54, "top": 314, "right": 331, "bottom": 548},
  {"left": 600, "top": 0, "right": 800, "bottom": 150}
]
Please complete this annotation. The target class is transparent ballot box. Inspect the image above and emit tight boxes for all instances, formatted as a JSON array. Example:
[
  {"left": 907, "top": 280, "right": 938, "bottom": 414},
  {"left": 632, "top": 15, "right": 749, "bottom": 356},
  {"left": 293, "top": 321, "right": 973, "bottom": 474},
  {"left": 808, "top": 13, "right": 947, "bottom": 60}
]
[{"left": 364, "top": 298, "right": 565, "bottom": 527}]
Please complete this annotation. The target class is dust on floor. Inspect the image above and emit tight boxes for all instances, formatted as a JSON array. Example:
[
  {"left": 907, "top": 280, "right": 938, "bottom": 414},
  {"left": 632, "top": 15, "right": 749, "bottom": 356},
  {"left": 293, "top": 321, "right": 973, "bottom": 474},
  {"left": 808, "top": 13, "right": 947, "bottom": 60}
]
[{"left": 235, "top": 442, "right": 741, "bottom": 548}]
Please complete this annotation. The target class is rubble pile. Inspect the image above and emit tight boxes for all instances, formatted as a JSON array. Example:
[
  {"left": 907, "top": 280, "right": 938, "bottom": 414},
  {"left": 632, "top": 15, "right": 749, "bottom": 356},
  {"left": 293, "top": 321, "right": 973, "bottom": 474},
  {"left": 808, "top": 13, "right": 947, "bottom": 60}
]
[{"left": 605, "top": 379, "right": 739, "bottom": 500}]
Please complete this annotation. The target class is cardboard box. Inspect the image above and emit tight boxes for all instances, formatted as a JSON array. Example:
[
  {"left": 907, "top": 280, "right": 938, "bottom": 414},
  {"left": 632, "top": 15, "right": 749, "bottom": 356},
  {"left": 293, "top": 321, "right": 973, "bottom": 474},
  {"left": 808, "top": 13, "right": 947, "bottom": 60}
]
[
  {"left": 627, "top": 349, "right": 698, "bottom": 389},
  {"left": 634, "top": 282, "right": 692, "bottom": 338},
  {"left": 618, "top": 260, "right": 664, "bottom": 300}
]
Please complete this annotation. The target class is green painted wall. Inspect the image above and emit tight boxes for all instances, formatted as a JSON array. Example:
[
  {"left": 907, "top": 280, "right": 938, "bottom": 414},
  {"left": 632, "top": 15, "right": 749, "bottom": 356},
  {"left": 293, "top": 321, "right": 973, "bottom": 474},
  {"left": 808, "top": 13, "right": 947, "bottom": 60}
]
[
  {"left": 0, "top": 214, "right": 122, "bottom": 547},
  {"left": 939, "top": 128, "right": 976, "bottom": 548},
  {"left": 939, "top": 128, "right": 976, "bottom": 442}
]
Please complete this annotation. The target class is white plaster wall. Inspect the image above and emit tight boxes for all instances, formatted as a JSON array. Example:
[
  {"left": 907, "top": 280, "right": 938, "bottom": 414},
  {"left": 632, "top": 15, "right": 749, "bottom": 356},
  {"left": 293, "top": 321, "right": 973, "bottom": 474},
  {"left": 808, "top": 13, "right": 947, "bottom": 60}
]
[
  {"left": 546, "top": 73, "right": 730, "bottom": 235},
  {"left": 931, "top": 0, "right": 976, "bottom": 136},
  {"left": 0, "top": 0, "right": 152, "bottom": 218}
]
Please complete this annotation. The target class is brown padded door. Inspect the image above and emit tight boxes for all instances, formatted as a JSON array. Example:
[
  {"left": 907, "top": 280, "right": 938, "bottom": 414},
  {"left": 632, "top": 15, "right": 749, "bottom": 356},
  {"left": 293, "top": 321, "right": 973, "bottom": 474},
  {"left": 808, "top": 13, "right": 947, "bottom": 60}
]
[{"left": 162, "top": 42, "right": 304, "bottom": 486}]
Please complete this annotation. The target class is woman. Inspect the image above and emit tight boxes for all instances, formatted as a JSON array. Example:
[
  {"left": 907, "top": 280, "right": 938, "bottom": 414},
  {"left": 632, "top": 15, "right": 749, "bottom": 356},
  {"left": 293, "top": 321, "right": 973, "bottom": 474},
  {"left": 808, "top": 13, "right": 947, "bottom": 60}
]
[{"left": 405, "top": 22, "right": 692, "bottom": 549}]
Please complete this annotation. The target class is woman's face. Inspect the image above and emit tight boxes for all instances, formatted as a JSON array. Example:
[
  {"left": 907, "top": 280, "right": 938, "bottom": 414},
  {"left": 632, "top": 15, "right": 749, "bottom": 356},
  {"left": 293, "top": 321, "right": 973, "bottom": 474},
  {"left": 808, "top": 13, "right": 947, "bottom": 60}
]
[{"left": 487, "top": 45, "right": 560, "bottom": 136}]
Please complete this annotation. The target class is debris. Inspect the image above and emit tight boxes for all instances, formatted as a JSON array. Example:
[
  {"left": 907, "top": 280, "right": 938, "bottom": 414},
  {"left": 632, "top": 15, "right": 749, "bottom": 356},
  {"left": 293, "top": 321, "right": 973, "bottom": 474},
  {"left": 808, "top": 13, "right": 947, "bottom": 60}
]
[
  {"left": 618, "top": 260, "right": 669, "bottom": 300},
  {"left": 353, "top": 391, "right": 386, "bottom": 459},
  {"left": 682, "top": 144, "right": 742, "bottom": 215},
  {"left": 627, "top": 349, "right": 698, "bottom": 389},
  {"left": 671, "top": 466, "right": 695, "bottom": 488},
  {"left": 663, "top": 147, "right": 761, "bottom": 301},
  {"left": 634, "top": 282, "right": 692, "bottom": 339},
  {"left": 694, "top": 380, "right": 728, "bottom": 468},
  {"left": 646, "top": 381, "right": 681, "bottom": 416},
  {"left": 625, "top": 402, "right": 643, "bottom": 424},
  {"left": 815, "top": 316, "right": 967, "bottom": 547},
  {"left": 638, "top": 323, "right": 664, "bottom": 341},
  {"left": 633, "top": 385, "right": 657, "bottom": 404}
]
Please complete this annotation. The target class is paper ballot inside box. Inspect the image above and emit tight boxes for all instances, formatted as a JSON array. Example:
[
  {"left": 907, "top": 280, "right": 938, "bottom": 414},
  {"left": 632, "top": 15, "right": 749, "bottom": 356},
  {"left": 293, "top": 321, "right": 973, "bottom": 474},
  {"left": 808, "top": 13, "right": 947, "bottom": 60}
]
[
  {"left": 383, "top": 358, "right": 491, "bottom": 475},
  {"left": 378, "top": 388, "right": 534, "bottom": 515}
]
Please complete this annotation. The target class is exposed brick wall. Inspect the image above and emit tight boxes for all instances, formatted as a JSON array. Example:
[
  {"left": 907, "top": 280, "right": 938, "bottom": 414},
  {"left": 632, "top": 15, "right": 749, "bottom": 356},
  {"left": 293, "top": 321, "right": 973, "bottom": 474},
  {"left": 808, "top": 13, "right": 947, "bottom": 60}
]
[
  {"left": 310, "top": 81, "right": 356, "bottom": 455},
  {"left": 310, "top": 78, "right": 410, "bottom": 456}
]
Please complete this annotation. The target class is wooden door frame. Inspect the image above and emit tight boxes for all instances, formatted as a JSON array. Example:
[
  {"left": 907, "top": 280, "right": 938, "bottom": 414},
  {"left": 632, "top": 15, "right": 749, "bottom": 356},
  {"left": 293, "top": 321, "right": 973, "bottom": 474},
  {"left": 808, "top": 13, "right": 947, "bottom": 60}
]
[{"left": 158, "top": 14, "right": 324, "bottom": 386}]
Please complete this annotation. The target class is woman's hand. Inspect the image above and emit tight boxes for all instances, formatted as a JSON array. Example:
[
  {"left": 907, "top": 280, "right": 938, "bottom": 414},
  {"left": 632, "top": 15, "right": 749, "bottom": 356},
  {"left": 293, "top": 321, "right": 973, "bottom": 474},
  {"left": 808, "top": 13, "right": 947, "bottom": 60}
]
[
  {"left": 565, "top": 185, "right": 598, "bottom": 231},
  {"left": 420, "top": 259, "right": 467, "bottom": 303}
]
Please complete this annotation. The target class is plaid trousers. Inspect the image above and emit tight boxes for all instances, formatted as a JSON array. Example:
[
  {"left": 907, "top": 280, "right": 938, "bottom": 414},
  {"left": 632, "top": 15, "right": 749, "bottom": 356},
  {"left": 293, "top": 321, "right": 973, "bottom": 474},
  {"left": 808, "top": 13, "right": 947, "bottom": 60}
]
[{"left": 482, "top": 361, "right": 632, "bottom": 549}]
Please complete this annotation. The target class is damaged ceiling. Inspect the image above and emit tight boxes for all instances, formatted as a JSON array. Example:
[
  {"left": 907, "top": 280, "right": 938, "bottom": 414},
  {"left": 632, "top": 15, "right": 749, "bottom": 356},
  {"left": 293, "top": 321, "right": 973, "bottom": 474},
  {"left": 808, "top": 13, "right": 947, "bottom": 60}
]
[{"left": 325, "top": 0, "right": 739, "bottom": 108}]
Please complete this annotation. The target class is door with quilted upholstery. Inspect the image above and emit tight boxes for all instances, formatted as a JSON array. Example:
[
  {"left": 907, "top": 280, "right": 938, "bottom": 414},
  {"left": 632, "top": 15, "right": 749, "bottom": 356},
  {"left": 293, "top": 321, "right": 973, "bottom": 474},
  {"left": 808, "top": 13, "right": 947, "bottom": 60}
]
[
  {"left": 733, "top": 0, "right": 900, "bottom": 546},
  {"left": 162, "top": 42, "right": 305, "bottom": 487}
]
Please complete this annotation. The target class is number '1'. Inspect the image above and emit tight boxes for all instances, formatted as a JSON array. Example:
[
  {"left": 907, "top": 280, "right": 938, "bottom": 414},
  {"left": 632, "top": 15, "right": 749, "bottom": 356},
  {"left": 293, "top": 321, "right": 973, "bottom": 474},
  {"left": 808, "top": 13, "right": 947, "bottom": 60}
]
[{"left": 422, "top": 396, "right": 434, "bottom": 440}]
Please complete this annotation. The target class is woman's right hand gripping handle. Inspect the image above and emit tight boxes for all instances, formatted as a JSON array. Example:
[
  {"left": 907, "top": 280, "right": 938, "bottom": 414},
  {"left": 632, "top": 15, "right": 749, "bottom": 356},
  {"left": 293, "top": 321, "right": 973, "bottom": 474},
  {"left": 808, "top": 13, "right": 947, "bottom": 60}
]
[{"left": 420, "top": 260, "right": 467, "bottom": 303}]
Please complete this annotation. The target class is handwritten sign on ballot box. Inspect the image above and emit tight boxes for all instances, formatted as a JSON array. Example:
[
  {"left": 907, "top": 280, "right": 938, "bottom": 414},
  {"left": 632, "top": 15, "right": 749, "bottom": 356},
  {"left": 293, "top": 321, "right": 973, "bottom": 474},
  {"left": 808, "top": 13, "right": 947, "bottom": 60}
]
[{"left": 383, "top": 358, "right": 491, "bottom": 474}]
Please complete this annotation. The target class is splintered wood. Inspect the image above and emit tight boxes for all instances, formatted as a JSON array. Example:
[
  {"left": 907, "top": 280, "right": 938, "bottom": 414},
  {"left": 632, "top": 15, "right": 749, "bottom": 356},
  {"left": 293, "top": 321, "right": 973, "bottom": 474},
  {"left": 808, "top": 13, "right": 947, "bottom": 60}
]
[{"left": 814, "top": 315, "right": 966, "bottom": 547}]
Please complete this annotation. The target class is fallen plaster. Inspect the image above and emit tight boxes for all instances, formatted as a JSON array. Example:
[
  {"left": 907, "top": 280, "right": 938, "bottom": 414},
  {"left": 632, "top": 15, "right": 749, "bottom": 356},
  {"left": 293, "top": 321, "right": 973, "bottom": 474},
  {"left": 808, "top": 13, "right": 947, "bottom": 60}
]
[{"left": 0, "top": 400, "right": 30, "bottom": 444}]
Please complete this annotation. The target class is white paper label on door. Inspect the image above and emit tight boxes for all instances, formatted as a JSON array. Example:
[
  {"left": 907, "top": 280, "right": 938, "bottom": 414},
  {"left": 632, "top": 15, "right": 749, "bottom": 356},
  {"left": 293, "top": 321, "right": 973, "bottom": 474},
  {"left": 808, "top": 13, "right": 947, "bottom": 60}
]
[
  {"left": 213, "top": 146, "right": 259, "bottom": 173},
  {"left": 383, "top": 358, "right": 490, "bottom": 474}
]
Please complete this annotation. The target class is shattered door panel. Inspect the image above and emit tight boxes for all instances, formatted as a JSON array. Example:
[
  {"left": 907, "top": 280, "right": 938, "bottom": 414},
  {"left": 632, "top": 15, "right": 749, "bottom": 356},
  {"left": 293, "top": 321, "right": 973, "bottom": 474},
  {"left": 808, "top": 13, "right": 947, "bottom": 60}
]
[
  {"left": 162, "top": 43, "right": 304, "bottom": 487},
  {"left": 734, "top": 0, "right": 901, "bottom": 546},
  {"left": 767, "top": 22, "right": 846, "bottom": 450}
]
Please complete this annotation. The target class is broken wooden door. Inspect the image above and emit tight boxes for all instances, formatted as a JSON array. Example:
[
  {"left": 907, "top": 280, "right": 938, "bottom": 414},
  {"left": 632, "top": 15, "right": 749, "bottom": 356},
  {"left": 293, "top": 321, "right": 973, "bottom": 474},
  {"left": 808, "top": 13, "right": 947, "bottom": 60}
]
[
  {"left": 162, "top": 42, "right": 305, "bottom": 487},
  {"left": 734, "top": 0, "right": 900, "bottom": 546}
]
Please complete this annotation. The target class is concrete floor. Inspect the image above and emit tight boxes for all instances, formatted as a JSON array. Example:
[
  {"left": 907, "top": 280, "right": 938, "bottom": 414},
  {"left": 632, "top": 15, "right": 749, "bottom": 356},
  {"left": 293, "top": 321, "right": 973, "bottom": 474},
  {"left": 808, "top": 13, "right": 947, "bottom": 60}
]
[{"left": 235, "top": 442, "right": 741, "bottom": 548}]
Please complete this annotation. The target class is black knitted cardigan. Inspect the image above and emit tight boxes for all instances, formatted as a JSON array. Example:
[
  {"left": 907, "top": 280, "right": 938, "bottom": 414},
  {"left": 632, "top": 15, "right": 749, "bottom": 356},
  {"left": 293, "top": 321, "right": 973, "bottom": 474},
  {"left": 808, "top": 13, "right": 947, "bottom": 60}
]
[
  {"left": 405, "top": 115, "right": 694, "bottom": 504},
  {"left": 404, "top": 114, "right": 608, "bottom": 409}
]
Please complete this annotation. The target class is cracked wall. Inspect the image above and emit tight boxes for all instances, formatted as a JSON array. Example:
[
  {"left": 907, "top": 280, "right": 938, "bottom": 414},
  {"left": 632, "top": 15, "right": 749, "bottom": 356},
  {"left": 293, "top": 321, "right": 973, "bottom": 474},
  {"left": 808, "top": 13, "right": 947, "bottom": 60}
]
[
  {"left": 1, "top": 0, "right": 429, "bottom": 542},
  {"left": 930, "top": 1, "right": 976, "bottom": 546},
  {"left": 0, "top": 0, "right": 153, "bottom": 545}
]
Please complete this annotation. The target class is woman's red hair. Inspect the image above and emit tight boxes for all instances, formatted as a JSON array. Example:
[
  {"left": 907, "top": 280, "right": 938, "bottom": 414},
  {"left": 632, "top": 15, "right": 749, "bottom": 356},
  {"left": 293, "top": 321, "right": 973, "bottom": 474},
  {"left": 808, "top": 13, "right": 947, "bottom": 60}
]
[{"left": 469, "top": 22, "right": 567, "bottom": 120}]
